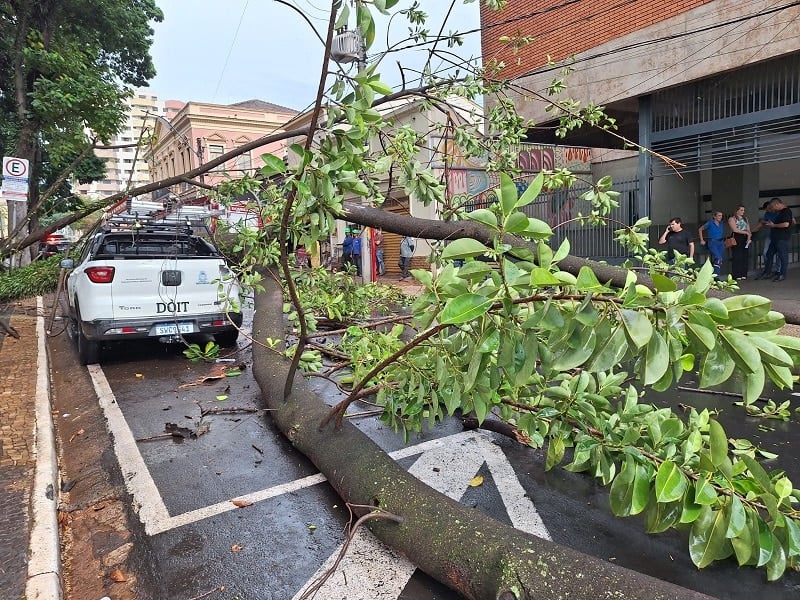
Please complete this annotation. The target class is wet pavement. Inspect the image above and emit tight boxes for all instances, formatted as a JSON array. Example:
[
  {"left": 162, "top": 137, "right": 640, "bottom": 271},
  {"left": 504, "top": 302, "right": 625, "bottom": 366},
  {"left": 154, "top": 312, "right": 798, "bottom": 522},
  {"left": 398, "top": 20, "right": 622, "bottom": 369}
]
[{"left": 3, "top": 266, "right": 800, "bottom": 599}]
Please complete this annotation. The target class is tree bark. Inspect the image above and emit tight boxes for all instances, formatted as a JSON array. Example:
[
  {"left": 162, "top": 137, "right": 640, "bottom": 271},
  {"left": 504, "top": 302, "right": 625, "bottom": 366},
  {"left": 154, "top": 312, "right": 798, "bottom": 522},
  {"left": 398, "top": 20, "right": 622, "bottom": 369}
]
[{"left": 251, "top": 271, "right": 713, "bottom": 600}]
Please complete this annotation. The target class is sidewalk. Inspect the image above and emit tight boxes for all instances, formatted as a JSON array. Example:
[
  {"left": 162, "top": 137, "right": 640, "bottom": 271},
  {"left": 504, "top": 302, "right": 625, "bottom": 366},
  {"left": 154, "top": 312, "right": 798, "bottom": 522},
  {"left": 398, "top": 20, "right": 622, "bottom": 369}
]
[{"left": 0, "top": 298, "right": 61, "bottom": 600}]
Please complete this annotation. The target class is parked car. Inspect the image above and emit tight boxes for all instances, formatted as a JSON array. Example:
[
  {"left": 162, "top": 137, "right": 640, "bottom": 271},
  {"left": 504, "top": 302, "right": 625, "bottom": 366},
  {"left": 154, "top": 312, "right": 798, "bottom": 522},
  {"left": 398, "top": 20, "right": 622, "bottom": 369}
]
[
  {"left": 60, "top": 216, "right": 243, "bottom": 365},
  {"left": 37, "top": 234, "right": 70, "bottom": 259}
]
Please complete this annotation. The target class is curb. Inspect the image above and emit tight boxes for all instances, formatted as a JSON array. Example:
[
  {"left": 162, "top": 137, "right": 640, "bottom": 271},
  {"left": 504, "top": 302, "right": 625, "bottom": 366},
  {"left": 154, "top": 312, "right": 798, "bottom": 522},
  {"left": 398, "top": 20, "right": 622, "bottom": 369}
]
[{"left": 25, "top": 296, "right": 62, "bottom": 599}]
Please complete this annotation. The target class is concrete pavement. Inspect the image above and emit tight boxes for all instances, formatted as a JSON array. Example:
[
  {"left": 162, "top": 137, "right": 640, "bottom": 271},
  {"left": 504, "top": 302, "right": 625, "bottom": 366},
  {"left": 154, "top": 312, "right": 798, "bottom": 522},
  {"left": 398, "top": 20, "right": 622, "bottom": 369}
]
[{"left": 0, "top": 266, "right": 798, "bottom": 600}]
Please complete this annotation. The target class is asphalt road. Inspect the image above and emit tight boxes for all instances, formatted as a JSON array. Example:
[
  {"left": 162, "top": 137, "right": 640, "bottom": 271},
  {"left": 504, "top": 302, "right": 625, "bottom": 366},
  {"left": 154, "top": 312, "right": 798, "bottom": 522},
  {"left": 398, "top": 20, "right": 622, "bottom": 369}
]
[{"left": 48, "top": 324, "right": 800, "bottom": 600}]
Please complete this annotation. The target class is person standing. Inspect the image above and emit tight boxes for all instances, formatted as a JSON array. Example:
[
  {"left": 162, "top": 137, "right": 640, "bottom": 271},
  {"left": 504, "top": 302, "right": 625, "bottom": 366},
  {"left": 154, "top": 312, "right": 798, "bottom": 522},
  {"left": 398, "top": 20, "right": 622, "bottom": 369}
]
[
  {"left": 727, "top": 205, "right": 751, "bottom": 280},
  {"left": 756, "top": 198, "right": 793, "bottom": 281},
  {"left": 698, "top": 211, "right": 725, "bottom": 278},
  {"left": 751, "top": 199, "right": 778, "bottom": 266},
  {"left": 351, "top": 231, "right": 362, "bottom": 276},
  {"left": 399, "top": 235, "right": 415, "bottom": 280},
  {"left": 658, "top": 217, "right": 694, "bottom": 264},
  {"left": 373, "top": 228, "right": 385, "bottom": 276},
  {"left": 341, "top": 230, "right": 354, "bottom": 271}
]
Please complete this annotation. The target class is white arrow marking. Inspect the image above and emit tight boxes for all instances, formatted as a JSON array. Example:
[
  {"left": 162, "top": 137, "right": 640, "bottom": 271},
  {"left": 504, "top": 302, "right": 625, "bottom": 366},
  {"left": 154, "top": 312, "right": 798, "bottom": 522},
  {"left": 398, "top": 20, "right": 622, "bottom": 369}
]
[{"left": 292, "top": 433, "right": 551, "bottom": 599}]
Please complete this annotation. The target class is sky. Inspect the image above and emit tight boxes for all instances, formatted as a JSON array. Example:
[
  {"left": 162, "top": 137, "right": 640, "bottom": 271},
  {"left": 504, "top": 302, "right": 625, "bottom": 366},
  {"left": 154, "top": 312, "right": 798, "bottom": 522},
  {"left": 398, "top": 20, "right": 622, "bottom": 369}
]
[{"left": 146, "top": 0, "right": 482, "bottom": 111}]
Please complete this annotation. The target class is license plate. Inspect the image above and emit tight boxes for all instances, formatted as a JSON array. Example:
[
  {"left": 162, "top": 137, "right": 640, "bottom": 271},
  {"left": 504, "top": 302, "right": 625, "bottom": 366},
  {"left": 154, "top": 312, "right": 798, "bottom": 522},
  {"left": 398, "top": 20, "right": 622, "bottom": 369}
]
[{"left": 154, "top": 322, "right": 193, "bottom": 335}]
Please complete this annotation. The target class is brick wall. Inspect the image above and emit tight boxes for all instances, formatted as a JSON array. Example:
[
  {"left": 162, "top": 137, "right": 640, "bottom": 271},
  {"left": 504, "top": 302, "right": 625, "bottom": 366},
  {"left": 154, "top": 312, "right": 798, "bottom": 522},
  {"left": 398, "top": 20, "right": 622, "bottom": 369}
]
[{"left": 480, "top": 0, "right": 715, "bottom": 80}]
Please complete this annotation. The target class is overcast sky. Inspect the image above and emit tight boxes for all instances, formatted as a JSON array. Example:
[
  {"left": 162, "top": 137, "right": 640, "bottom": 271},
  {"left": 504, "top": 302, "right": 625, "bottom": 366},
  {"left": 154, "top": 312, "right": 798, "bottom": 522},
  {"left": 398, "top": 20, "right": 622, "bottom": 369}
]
[{"left": 146, "top": 0, "right": 482, "bottom": 111}]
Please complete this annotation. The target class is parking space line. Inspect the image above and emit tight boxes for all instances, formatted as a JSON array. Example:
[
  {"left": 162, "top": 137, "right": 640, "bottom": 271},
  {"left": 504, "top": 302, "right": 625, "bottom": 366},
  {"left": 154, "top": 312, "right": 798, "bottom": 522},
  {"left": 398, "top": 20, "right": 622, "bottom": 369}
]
[
  {"left": 88, "top": 364, "right": 172, "bottom": 534},
  {"left": 89, "top": 364, "right": 544, "bottom": 551}
]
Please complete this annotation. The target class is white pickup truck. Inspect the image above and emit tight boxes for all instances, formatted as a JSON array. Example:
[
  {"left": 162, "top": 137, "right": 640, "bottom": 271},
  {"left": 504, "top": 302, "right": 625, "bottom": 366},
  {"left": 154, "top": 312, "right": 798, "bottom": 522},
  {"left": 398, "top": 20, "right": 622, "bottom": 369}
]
[{"left": 62, "top": 219, "right": 242, "bottom": 365}]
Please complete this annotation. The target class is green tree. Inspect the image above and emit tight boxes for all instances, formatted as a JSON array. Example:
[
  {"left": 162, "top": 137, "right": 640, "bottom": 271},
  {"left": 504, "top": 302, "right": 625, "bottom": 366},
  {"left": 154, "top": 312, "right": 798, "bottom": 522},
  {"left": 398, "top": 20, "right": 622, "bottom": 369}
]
[
  {"left": 0, "top": 0, "right": 162, "bottom": 260},
  {"left": 212, "top": 2, "right": 800, "bottom": 597}
]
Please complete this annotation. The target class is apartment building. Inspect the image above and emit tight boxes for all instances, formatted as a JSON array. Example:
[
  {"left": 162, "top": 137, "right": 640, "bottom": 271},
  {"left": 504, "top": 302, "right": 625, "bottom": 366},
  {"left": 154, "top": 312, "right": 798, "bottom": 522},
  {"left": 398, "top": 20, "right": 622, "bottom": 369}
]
[
  {"left": 481, "top": 0, "right": 800, "bottom": 233},
  {"left": 74, "top": 91, "right": 177, "bottom": 199}
]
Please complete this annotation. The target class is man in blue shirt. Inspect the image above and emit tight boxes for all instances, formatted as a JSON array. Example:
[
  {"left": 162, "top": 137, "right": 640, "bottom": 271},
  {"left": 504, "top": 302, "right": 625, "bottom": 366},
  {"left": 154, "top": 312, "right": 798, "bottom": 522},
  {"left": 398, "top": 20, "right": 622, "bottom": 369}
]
[
  {"left": 756, "top": 198, "right": 793, "bottom": 281},
  {"left": 698, "top": 210, "right": 725, "bottom": 278},
  {"left": 351, "top": 232, "right": 362, "bottom": 276}
]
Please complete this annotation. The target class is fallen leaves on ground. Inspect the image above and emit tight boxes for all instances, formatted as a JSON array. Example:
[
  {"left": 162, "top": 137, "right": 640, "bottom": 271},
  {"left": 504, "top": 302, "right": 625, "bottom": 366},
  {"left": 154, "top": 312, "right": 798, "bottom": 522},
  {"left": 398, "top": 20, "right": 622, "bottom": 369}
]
[
  {"left": 231, "top": 498, "right": 253, "bottom": 508},
  {"left": 178, "top": 364, "right": 247, "bottom": 389},
  {"left": 469, "top": 474, "right": 484, "bottom": 487},
  {"left": 109, "top": 568, "right": 127, "bottom": 582}
]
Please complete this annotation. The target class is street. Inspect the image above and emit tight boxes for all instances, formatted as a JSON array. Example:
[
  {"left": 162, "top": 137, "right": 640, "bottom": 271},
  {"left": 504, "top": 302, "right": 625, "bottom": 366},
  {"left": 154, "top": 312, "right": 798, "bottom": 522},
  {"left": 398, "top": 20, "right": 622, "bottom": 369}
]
[{"left": 44, "top": 314, "right": 800, "bottom": 600}]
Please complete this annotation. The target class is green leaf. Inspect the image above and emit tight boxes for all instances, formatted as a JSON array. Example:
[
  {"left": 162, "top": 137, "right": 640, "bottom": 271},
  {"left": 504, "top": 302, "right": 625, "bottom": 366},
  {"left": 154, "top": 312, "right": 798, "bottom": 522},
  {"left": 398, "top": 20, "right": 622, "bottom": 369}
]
[
  {"left": 694, "top": 475, "right": 717, "bottom": 505},
  {"left": 545, "top": 436, "right": 565, "bottom": 471},
  {"left": 757, "top": 517, "right": 774, "bottom": 567},
  {"left": 645, "top": 498, "right": 682, "bottom": 533},
  {"left": 503, "top": 211, "right": 530, "bottom": 233},
  {"left": 689, "top": 506, "right": 730, "bottom": 568},
  {"left": 521, "top": 218, "right": 552, "bottom": 239},
  {"left": 642, "top": 330, "right": 669, "bottom": 385},
  {"left": 530, "top": 267, "right": 562, "bottom": 287},
  {"left": 516, "top": 171, "right": 544, "bottom": 208},
  {"left": 721, "top": 295, "right": 772, "bottom": 327},
  {"left": 260, "top": 153, "right": 287, "bottom": 176},
  {"left": 708, "top": 419, "right": 728, "bottom": 467},
  {"left": 499, "top": 173, "right": 518, "bottom": 216},
  {"left": 609, "top": 457, "right": 651, "bottom": 517},
  {"left": 651, "top": 272, "right": 677, "bottom": 292},
  {"left": 620, "top": 309, "right": 653, "bottom": 350},
  {"left": 731, "top": 508, "right": 757, "bottom": 565},
  {"left": 440, "top": 293, "right": 493, "bottom": 325},
  {"left": 466, "top": 208, "right": 498, "bottom": 229},
  {"left": 588, "top": 325, "right": 627, "bottom": 372},
  {"left": 576, "top": 266, "right": 606, "bottom": 291},
  {"left": 766, "top": 533, "right": 786, "bottom": 581},
  {"left": 655, "top": 459, "right": 688, "bottom": 503},
  {"left": 552, "top": 238, "right": 570, "bottom": 262},
  {"left": 441, "top": 238, "right": 491, "bottom": 260},
  {"left": 685, "top": 312, "right": 717, "bottom": 350},
  {"left": 699, "top": 342, "right": 735, "bottom": 388},
  {"left": 748, "top": 336, "right": 794, "bottom": 367},
  {"left": 741, "top": 454, "right": 773, "bottom": 493},
  {"left": 742, "top": 361, "right": 765, "bottom": 405},
  {"left": 718, "top": 330, "right": 760, "bottom": 374},
  {"left": 785, "top": 517, "right": 800, "bottom": 557},
  {"left": 680, "top": 491, "right": 703, "bottom": 524}
]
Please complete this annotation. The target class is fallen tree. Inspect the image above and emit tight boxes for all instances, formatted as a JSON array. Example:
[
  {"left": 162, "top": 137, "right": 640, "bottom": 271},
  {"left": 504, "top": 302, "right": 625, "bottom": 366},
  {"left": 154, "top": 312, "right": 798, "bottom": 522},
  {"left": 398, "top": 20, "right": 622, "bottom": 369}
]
[{"left": 251, "top": 270, "right": 714, "bottom": 600}]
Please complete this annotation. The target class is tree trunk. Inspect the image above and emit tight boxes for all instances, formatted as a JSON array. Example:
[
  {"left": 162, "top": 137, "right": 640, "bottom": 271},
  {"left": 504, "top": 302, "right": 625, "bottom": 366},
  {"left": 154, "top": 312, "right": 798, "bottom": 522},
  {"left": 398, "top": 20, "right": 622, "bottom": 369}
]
[{"left": 251, "top": 271, "right": 713, "bottom": 600}]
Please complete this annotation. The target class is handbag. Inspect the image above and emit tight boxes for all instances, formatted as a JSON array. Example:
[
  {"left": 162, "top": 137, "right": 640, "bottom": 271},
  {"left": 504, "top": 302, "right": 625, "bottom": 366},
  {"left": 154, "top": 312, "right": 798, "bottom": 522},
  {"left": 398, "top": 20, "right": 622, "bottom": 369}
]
[{"left": 724, "top": 235, "right": 737, "bottom": 248}]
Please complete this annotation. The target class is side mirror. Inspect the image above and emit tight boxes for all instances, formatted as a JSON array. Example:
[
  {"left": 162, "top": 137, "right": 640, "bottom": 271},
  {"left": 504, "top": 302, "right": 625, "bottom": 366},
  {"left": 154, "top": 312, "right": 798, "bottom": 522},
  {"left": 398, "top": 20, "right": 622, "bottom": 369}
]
[{"left": 60, "top": 258, "right": 74, "bottom": 269}]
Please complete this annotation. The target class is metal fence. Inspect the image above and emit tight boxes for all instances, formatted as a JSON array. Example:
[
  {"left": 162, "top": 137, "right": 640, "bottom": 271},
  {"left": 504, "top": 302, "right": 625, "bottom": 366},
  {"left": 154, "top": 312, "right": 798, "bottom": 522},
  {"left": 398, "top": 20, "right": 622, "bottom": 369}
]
[{"left": 521, "top": 178, "right": 641, "bottom": 264}]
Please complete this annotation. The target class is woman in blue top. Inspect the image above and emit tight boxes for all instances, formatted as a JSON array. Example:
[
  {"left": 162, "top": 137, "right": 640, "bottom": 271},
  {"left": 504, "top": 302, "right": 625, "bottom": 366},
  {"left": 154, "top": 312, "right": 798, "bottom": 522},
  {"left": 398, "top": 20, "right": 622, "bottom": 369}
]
[{"left": 698, "top": 211, "right": 725, "bottom": 277}]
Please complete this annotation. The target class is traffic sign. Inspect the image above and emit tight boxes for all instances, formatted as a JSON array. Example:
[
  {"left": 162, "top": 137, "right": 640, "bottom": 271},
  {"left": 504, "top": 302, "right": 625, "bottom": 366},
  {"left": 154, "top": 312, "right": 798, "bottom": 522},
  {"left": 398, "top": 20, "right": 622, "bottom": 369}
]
[
  {"left": 2, "top": 179, "right": 29, "bottom": 193},
  {"left": 3, "top": 156, "right": 29, "bottom": 180}
]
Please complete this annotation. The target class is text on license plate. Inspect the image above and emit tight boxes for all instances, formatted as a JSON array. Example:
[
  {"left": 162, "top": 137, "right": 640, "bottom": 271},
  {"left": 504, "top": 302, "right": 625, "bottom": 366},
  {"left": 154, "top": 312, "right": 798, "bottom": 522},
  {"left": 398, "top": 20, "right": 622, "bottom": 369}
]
[{"left": 154, "top": 322, "right": 194, "bottom": 335}]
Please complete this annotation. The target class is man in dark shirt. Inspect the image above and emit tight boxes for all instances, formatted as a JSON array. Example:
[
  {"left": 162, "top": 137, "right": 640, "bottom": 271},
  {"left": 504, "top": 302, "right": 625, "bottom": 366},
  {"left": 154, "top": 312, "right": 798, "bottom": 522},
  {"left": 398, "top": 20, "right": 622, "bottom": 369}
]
[
  {"left": 658, "top": 217, "right": 695, "bottom": 263},
  {"left": 757, "top": 199, "right": 793, "bottom": 281}
]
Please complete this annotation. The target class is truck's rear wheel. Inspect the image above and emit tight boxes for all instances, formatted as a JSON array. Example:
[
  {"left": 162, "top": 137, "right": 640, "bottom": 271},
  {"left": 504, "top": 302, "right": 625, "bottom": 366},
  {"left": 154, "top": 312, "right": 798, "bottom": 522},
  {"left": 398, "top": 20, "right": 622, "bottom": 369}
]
[
  {"left": 75, "top": 308, "right": 100, "bottom": 365},
  {"left": 215, "top": 330, "right": 239, "bottom": 348}
]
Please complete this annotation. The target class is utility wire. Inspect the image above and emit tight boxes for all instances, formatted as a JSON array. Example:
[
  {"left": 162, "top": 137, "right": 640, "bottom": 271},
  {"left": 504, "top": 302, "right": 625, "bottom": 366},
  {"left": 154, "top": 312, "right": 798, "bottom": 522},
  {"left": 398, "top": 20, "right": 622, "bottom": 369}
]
[{"left": 212, "top": 0, "right": 250, "bottom": 103}]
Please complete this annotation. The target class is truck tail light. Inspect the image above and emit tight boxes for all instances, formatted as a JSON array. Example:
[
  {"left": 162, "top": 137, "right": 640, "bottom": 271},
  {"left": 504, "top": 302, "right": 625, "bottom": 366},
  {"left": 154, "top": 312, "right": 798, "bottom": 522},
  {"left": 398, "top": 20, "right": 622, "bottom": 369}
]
[{"left": 86, "top": 266, "right": 115, "bottom": 283}]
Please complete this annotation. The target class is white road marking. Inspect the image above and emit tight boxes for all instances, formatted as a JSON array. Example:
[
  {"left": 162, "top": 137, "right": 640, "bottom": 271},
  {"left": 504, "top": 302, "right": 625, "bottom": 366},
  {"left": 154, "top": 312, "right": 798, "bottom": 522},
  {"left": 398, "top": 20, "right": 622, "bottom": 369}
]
[
  {"left": 90, "top": 363, "right": 551, "bottom": 599},
  {"left": 292, "top": 434, "right": 551, "bottom": 599}
]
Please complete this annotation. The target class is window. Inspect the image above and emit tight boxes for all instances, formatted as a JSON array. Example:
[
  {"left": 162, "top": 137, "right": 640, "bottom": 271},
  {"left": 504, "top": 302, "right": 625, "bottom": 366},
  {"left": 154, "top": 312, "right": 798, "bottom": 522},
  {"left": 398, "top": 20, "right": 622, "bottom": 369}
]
[
  {"left": 208, "top": 144, "right": 225, "bottom": 172},
  {"left": 236, "top": 151, "right": 252, "bottom": 174}
]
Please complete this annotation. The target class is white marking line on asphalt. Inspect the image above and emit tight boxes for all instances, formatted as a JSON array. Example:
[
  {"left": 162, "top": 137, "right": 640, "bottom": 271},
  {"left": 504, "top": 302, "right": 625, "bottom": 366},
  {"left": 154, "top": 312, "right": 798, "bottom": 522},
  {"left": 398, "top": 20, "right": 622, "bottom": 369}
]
[
  {"left": 88, "top": 364, "right": 172, "bottom": 535},
  {"left": 292, "top": 433, "right": 551, "bottom": 599},
  {"left": 90, "top": 362, "right": 550, "bottom": 561}
]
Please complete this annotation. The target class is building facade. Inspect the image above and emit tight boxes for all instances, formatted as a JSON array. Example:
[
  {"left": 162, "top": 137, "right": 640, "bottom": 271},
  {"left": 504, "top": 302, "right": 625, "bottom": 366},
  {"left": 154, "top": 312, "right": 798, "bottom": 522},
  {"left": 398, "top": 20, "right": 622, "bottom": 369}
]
[
  {"left": 145, "top": 99, "right": 298, "bottom": 204},
  {"left": 481, "top": 0, "right": 800, "bottom": 247}
]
